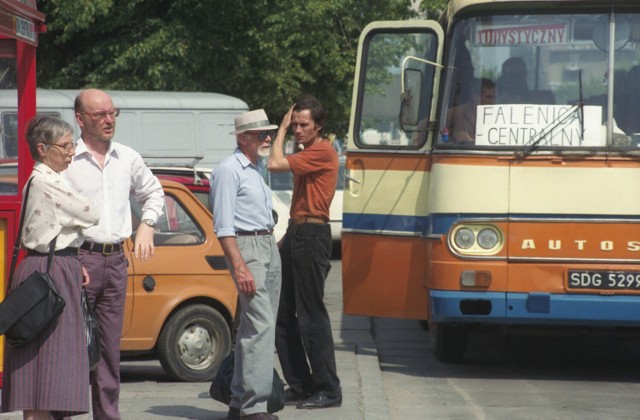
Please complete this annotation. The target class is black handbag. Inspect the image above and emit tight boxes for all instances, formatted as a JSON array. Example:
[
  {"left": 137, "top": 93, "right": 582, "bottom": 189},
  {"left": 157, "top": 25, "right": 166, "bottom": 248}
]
[
  {"left": 81, "top": 288, "right": 101, "bottom": 370},
  {"left": 0, "top": 177, "right": 66, "bottom": 347},
  {"left": 209, "top": 351, "right": 285, "bottom": 414}
]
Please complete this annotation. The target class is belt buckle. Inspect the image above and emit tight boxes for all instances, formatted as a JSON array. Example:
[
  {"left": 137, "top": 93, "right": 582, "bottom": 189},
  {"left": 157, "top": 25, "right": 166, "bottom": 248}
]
[{"left": 102, "top": 243, "right": 114, "bottom": 255}]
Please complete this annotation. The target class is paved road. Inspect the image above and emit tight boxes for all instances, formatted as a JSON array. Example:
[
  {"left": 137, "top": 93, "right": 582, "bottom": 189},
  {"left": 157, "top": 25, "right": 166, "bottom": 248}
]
[
  {"left": 0, "top": 258, "right": 387, "bottom": 420},
  {"left": 4, "top": 258, "right": 640, "bottom": 419},
  {"left": 374, "top": 315, "right": 640, "bottom": 419}
]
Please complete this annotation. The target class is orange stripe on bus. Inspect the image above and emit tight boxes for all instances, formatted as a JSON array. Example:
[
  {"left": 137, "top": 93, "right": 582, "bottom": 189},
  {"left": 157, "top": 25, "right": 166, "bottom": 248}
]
[{"left": 346, "top": 153, "right": 431, "bottom": 171}]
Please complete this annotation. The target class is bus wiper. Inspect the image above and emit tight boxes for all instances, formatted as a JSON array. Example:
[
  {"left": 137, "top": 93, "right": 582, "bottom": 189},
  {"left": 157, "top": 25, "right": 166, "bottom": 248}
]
[
  {"left": 515, "top": 104, "right": 581, "bottom": 158},
  {"left": 516, "top": 70, "right": 585, "bottom": 159}
]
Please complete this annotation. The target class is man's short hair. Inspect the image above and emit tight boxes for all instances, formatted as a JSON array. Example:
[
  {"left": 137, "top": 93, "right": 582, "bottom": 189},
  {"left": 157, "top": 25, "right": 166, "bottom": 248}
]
[{"left": 293, "top": 94, "right": 326, "bottom": 128}]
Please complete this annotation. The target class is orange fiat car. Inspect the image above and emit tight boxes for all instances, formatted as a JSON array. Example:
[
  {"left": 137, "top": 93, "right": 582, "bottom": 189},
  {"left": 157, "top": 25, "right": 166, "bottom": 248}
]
[{"left": 121, "top": 179, "right": 237, "bottom": 382}]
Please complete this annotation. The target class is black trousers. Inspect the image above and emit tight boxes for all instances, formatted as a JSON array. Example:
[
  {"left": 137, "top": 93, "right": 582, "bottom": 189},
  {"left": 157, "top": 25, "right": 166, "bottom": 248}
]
[{"left": 275, "top": 222, "right": 341, "bottom": 397}]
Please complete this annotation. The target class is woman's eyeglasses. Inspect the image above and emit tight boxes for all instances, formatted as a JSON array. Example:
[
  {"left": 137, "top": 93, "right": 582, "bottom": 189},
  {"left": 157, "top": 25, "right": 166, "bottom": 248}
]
[{"left": 48, "top": 141, "right": 78, "bottom": 153}]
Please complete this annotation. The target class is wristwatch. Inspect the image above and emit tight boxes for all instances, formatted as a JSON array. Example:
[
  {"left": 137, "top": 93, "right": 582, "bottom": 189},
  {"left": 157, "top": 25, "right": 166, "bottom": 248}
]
[{"left": 141, "top": 219, "right": 156, "bottom": 228}]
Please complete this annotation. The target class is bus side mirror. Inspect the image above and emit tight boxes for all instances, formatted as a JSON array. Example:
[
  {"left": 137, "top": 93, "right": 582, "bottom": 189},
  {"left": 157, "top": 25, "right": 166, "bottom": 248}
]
[{"left": 400, "top": 68, "right": 422, "bottom": 130}]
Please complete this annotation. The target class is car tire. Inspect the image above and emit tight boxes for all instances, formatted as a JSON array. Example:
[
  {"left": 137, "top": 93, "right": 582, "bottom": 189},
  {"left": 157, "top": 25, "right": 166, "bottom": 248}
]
[{"left": 157, "top": 304, "right": 231, "bottom": 382}]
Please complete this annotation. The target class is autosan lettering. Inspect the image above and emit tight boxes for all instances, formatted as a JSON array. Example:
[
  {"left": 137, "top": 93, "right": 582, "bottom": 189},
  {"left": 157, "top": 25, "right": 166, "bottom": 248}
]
[{"left": 521, "top": 239, "right": 640, "bottom": 251}]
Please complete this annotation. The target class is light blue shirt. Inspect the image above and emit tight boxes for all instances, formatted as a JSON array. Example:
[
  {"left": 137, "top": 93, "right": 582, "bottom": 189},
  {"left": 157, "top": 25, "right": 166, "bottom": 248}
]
[{"left": 210, "top": 148, "right": 274, "bottom": 238}]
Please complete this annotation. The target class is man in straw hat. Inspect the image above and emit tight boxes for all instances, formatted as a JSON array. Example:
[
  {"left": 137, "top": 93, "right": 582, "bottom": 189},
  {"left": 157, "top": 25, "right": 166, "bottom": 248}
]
[{"left": 210, "top": 109, "right": 282, "bottom": 420}]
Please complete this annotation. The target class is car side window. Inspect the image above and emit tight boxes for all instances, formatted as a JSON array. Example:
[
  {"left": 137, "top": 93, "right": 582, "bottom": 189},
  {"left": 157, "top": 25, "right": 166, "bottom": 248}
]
[{"left": 131, "top": 194, "right": 205, "bottom": 245}]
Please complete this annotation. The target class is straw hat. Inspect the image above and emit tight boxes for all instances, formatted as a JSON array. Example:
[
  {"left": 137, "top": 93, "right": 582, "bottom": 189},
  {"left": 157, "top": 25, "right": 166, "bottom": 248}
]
[{"left": 230, "top": 109, "right": 278, "bottom": 135}]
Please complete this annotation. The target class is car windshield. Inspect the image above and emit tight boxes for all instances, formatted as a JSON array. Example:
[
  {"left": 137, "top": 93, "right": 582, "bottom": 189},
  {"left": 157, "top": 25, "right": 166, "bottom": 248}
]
[{"left": 436, "top": 11, "right": 640, "bottom": 151}]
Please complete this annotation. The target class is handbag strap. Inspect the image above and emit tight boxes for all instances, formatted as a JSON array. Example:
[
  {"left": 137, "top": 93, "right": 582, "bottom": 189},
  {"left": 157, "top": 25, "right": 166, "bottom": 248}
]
[{"left": 8, "top": 177, "right": 57, "bottom": 287}]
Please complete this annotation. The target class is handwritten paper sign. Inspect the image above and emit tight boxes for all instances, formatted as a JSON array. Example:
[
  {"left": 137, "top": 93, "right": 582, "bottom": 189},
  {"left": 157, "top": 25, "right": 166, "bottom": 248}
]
[{"left": 475, "top": 105, "right": 603, "bottom": 147}]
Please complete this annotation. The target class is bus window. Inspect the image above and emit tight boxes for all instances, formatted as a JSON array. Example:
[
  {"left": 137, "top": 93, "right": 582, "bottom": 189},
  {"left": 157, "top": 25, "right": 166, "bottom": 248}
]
[
  {"left": 437, "top": 12, "right": 640, "bottom": 150},
  {"left": 2, "top": 111, "right": 62, "bottom": 159},
  {"left": 356, "top": 30, "right": 439, "bottom": 148}
]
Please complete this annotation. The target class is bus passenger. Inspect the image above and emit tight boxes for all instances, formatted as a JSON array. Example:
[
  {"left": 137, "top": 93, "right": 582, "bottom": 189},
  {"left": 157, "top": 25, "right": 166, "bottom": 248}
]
[
  {"left": 2, "top": 116, "right": 100, "bottom": 419},
  {"left": 268, "top": 95, "right": 342, "bottom": 410},
  {"left": 446, "top": 78, "right": 496, "bottom": 144},
  {"left": 497, "top": 57, "right": 530, "bottom": 104},
  {"left": 65, "top": 89, "right": 165, "bottom": 420},
  {"left": 211, "top": 109, "right": 281, "bottom": 420}
]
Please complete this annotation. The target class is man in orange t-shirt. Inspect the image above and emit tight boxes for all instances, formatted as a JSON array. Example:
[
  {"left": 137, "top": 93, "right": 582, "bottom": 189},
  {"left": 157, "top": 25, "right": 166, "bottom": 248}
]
[{"left": 267, "top": 95, "right": 341, "bottom": 410}]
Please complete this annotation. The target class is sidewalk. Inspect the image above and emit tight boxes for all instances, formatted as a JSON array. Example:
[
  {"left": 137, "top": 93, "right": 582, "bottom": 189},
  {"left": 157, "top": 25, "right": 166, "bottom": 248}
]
[{"left": 1, "top": 261, "right": 390, "bottom": 419}]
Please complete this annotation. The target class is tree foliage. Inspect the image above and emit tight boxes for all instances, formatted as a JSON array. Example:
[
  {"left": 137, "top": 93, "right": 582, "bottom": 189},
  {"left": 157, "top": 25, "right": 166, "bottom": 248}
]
[
  {"left": 418, "top": 0, "right": 449, "bottom": 20},
  {"left": 37, "top": 0, "right": 418, "bottom": 137}
]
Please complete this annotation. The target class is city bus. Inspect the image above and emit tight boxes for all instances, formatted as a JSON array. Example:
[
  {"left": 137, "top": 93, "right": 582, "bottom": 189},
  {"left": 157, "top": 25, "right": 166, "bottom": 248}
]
[{"left": 342, "top": 0, "right": 640, "bottom": 362}]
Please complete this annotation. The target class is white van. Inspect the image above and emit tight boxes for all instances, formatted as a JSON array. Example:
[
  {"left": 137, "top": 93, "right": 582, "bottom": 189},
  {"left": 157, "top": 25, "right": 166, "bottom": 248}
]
[{"left": 0, "top": 89, "right": 248, "bottom": 168}]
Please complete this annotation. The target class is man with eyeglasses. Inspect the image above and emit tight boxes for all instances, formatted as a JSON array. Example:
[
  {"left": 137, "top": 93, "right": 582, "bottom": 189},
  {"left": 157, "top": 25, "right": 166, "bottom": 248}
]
[
  {"left": 64, "top": 88, "right": 164, "bottom": 420},
  {"left": 267, "top": 95, "right": 341, "bottom": 410},
  {"left": 210, "top": 109, "right": 281, "bottom": 420}
]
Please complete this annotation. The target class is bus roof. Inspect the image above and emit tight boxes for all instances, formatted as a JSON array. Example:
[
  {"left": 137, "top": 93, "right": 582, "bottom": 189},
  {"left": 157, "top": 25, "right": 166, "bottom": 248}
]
[
  {"left": 0, "top": 89, "right": 248, "bottom": 111},
  {"left": 448, "top": 0, "right": 631, "bottom": 17}
]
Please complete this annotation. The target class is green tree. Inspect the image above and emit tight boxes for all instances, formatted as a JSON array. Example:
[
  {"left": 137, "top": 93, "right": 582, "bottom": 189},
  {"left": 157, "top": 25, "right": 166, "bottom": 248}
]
[
  {"left": 37, "top": 0, "right": 417, "bottom": 137},
  {"left": 418, "top": 0, "right": 449, "bottom": 19}
]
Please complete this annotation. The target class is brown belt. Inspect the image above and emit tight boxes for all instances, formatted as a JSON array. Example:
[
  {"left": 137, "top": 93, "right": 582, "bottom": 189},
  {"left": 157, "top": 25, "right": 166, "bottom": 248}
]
[
  {"left": 290, "top": 216, "right": 326, "bottom": 225},
  {"left": 236, "top": 229, "right": 274, "bottom": 236}
]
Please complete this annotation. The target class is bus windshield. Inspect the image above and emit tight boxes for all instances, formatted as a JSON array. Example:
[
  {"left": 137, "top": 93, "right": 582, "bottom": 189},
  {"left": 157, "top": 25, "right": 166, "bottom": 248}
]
[{"left": 438, "top": 11, "right": 640, "bottom": 151}]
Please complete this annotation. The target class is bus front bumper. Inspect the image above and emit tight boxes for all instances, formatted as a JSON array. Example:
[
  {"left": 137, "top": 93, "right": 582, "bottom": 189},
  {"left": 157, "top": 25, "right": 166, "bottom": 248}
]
[{"left": 430, "top": 290, "right": 640, "bottom": 326}]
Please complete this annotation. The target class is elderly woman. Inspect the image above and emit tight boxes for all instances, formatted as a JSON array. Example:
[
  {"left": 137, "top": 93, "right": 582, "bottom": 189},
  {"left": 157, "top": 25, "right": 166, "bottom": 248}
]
[{"left": 1, "top": 115, "right": 100, "bottom": 419}]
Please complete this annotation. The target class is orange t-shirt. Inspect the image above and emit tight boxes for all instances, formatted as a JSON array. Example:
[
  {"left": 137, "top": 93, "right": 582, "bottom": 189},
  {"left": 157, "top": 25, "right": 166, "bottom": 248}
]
[{"left": 286, "top": 140, "right": 338, "bottom": 221}]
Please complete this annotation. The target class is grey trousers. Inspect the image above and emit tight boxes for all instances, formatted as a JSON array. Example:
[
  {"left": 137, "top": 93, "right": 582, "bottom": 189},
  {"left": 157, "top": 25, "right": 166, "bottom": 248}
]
[{"left": 228, "top": 235, "right": 282, "bottom": 415}]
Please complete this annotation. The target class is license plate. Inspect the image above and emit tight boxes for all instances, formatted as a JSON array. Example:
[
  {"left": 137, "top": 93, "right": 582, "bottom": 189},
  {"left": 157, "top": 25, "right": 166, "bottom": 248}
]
[{"left": 568, "top": 270, "right": 640, "bottom": 291}]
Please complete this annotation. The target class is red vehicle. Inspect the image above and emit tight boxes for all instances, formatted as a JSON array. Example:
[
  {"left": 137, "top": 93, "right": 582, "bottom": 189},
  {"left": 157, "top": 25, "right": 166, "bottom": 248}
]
[{"left": 0, "top": 0, "right": 47, "bottom": 388}]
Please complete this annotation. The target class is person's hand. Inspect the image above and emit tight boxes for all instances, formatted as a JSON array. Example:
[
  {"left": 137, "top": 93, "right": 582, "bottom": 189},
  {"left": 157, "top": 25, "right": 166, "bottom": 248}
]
[
  {"left": 234, "top": 264, "right": 256, "bottom": 296},
  {"left": 81, "top": 266, "right": 90, "bottom": 286},
  {"left": 282, "top": 105, "right": 294, "bottom": 128},
  {"left": 134, "top": 223, "right": 155, "bottom": 261}
]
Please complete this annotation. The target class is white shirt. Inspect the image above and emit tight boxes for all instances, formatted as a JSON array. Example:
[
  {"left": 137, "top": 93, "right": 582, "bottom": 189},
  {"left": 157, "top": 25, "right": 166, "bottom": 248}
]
[
  {"left": 22, "top": 163, "right": 100, "bottom": 253},
  {"left": 63, "top": 138, "right": 165, "bottom": 243}
]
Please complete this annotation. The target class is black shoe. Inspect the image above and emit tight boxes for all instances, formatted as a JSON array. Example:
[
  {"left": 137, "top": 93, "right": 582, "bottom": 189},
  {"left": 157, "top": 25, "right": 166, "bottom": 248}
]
[
  {"left": 284, "top": 387, "right": 312, "bottom": 406},
  {"left": 296, "top": 391, "right": 342, "bottom": 409},
  {"left": 227, "top": 407, "right": 240, "bottom": 420},
  {"left": 240, "top": 414, "right": 278, "bottom": 420}
]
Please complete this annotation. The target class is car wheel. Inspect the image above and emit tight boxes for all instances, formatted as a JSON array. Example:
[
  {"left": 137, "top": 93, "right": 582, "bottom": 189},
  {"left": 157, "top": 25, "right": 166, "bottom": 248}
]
[{"left": 157, "top": 304, "right": 231, "bottom": 382}]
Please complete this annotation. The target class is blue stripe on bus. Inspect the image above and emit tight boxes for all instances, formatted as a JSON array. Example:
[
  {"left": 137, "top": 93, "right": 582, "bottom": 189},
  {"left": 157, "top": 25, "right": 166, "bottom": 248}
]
[
  {"left": 430, "top": 290, "right": 640, "bottom": 326},
  {"left": 343, "top": 212, "right": 640, "bottom": 235},
  {"left": 342, "top": 213, "right": 430, "bottom": 233}
]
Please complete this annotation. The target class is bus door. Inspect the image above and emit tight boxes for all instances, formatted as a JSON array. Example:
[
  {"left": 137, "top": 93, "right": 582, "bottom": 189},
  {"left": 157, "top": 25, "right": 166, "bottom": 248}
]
[{"left": 342, "top": 21, "right": 444, "bottom": 320}]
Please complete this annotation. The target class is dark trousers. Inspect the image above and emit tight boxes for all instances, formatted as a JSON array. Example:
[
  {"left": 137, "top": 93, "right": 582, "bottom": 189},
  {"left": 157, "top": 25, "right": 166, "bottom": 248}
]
[
  {"left": 275, "top": 223, "right": 341, "bottom": 397},
  {"left": 78, "top": 249, "right": 128, "bottom": 420}
]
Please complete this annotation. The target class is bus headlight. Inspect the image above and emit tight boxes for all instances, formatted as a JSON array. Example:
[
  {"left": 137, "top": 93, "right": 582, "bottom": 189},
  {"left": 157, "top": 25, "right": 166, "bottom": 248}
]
[
  {"left": 477, "top": 228, "right": 499, "bottom": 250},
  {"left": 449, "top": 223, "right": 504, "bottom": 256},
  {"left": 454, "top": 228, "right": 475, "bottom": 249}
]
